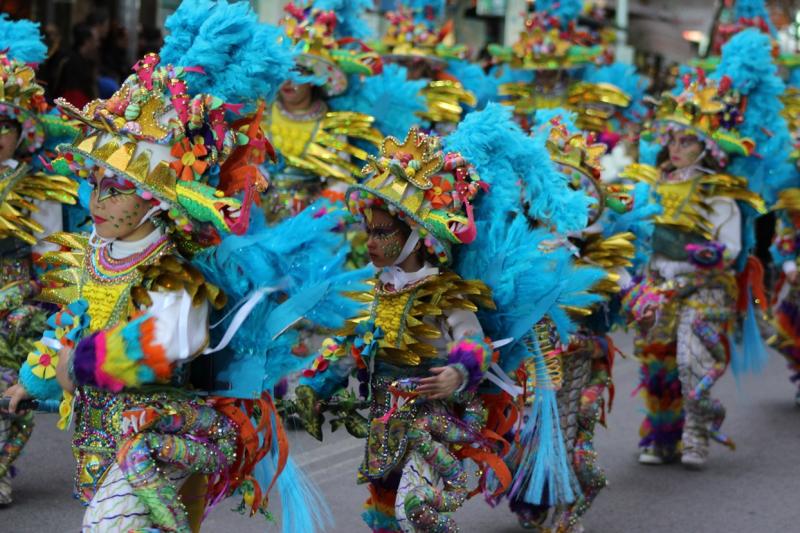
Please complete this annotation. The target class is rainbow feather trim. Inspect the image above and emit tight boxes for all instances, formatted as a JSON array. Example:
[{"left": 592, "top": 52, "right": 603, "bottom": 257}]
[
  {"left": 447, "top": 335, "right": 494, "bottom": 392},
  {"left": 73, "top": 314, "right": 171, "bottom": 392}
]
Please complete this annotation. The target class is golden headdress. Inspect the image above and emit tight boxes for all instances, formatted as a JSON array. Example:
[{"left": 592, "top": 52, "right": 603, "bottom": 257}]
[
  {"left": 644, "top": 70, "right": 755, "bottom": 163},
  {"left": 347, "top": 128, "right": 485, "bottom": 264},
  {"left": 282, "top": 2, "right": 382, "bottom": 97}
]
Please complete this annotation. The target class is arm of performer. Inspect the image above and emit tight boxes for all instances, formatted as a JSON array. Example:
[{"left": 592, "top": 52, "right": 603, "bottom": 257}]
[
  {"left": 4, "top": 288, "right": 208, "bottom": 411},
  {"left": 417, "top": 309, "right": 493, "bottom": 400},
  {"left": 771, "top": 212, "right": 798, "bottom": 284}
]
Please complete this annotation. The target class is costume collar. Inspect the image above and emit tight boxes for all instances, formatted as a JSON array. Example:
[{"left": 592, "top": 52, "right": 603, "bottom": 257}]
[
  {"left": 379, "top": 262, "right": 439, "bottom": 291},
  {"left": 108, "top": 227, "right": 165, "bottom": 259}
]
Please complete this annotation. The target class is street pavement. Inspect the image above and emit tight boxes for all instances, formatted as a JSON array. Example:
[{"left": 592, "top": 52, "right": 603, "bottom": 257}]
[{"left": 3, "top": 331, "right": 799, "bottom": 532}]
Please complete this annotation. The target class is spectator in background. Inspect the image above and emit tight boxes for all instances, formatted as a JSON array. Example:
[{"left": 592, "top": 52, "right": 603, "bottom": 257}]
[
  {"left": 51, "top": 23, "right": 99, "bottom": 108},
  {"left": 137, "top": 25, "right": 163, "bottom": 57},
  {"left": 38, "top": 24, "right": 67, "bottom": 102}
]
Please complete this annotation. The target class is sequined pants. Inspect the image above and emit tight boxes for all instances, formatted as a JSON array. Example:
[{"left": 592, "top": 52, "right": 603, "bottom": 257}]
[
  {"left": 675, "top": 287, "right": 732, "bottom": 459},
  {"left": 80, "top": 402, "right": 236, "bottom": 532}
]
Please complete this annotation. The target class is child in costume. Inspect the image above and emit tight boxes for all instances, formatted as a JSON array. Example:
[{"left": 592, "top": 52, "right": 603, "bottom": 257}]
[
  {"left": 622, "top": 29, "right": 791, "bottom": 469},
  {"left": 295, "top": 103, "right": 605, "bottom": 533},
  {"left": 2, "top": 2, "right": 365, "bottom": 531},
  {"left": 261, "top": 0, "right": 382, "bottom": 222},
  {"left": 0, "top": 14, "right": 78, "bottom": 506},
  {"left": 769, "top": 186, "right": 800, "bottom": 406}
]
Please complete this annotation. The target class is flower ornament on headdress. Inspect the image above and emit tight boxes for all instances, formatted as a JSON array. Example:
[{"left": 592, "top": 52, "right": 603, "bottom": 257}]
[
  {"left": 282, "top": 1, "right": 382, "bottom": 97},
  {"left": 0, "top": 14, "right": 49, "bottom": 154},
  {"left": 644, "top": 68, "right": 755, "bottom": 167},
  {"left": 347, "top": 128, "right": 485, "bottom": 264},
  {"left": 373, "top": 0, "right": 465, "bottom": 67},
  {"left": 55, "top": 0, "right": 295, "bottom": 248}
]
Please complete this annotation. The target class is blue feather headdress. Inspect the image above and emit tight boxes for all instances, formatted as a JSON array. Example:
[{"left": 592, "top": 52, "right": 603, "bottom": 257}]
[
  {"left": 534, "top": 0, "right": 584, "bottom": 26},
  {"left": 0, "top": 14, "right": 47, "bottom": 64},
  {"left": 160, "top": 0, "right": 297, "bottom": 104},
  {"left": 314, "top": 0, "right": 375, "bottom": 40},
  {"left": 444, "top": 103, "right": 590, "bottom": 234},
  {"left": 734, "top": 0, "right": 776, "bottom": 34}
]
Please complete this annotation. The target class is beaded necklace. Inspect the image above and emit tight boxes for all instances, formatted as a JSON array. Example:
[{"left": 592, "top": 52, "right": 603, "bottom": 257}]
[{"left": 87, "top": 234, "right": 173, "bottom": 284}]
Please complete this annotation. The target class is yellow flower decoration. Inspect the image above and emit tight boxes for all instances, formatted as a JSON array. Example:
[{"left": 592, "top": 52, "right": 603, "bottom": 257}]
[{"left": 26, "top": 341, "right": 59, "bottom": 380}]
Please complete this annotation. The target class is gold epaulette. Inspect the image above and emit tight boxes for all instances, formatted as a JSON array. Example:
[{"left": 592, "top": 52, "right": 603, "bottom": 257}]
[
  {"left": 698, "top": 173, "right": 765, "bottom": 214},
  {"left": 136, "top": 255, "right": 226, "bottom": 310},
  {"left": 0, "top": 165, "right": 79, "bottom": 245},
  {"left": 578, "top": 231, "right": 636, "bottom": 299},
  {"left": 37, "top": 232, "right": 88, "bottom": 306},
  {"left": 418, "top": 80, "right": 476, "bottom": 124},
  {"left": 345, "top": 271, "right": 494, "bottom": 367},
  {"left": 773, "top": 188, "right": 800, "bottom": 213},
  {"left": 618, "top": 163, "right": 660, "bottom": 185},
  {"left": 265, "top": 105, "right": 382, "bottom": 185}
]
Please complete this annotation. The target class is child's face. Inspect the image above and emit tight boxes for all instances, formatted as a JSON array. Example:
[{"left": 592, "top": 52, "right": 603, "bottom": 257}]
[
  {"left": 0, "top": 118, "right": 21, "bottom": 162},
  {"left": 365, "top": 208, "right": 408, "bottom": 268},
  {"left": 667, "top": 131, "right": 704, "bottom": 169},
  {"left": 88, "top": 170, "right": 153, "bottom": 240}
]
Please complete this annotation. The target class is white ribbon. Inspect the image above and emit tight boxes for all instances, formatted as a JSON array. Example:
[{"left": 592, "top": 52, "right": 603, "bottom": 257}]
[{"left": 202, "top": 285, "right": 283, "bottom": 355}]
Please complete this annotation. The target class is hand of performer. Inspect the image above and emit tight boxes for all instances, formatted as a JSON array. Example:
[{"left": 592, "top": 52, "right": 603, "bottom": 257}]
[
  {"left": 417, "top": 366, "right": 463, "bottom": 400},
  {"left": 639, "top": 307, "right": 656, "bottom": 333},
  {"left": 1, "top": 384, "right": 31, "bottom": 414},
  {"left": 787, "top": 269, "right": 798, "bottom": 284},
  {"left": 56, "top": 346, "right": 75, "bottom": 394}
]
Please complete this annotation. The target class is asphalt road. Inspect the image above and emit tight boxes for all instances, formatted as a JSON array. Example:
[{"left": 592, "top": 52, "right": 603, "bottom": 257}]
[{"left": 3, "top": 331, "right": 799, "bottom": 532}]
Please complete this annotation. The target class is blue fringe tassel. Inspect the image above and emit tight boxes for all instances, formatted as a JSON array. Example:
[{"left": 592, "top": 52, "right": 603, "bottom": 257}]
[
  {"left": 508, "top": 338, "right": 579, "bottom": 506},
  {"left": 254, "top": 411, "right": 333, "bottom": 533}
]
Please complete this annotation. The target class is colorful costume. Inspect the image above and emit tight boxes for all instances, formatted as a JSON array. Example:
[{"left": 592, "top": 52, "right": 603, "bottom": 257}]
[
  {"left": 0, "top": 15, "right": 78, "bottom": 505},
  {"left": 622, "top": 29, "right": 790, "bottom": 468},
  {"left": 296, "top": 100, "right": 605, "bottom": 533},
  {"left": 769, "top": 189, "right": 800, "bottom": 405},
  {"left": 14, "top": 2, "right": 363, "bottom": 531},
  {"left": 488, "top": 0, "right": 605, "bottom": 121},
  {"left": 261, "top": 1, "right": 382, "bottom": 222}
]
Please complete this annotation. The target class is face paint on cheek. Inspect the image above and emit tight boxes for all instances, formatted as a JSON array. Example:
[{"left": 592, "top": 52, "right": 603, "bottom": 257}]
[{"left": 381, "top": 237, "right": 403, "bottom": 261}]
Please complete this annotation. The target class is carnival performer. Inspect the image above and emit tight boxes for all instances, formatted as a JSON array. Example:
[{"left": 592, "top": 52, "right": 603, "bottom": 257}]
[
  {"left": 2, "top": 2, "right": 367, "bottom": 531},
  {"left": 768, "top": 186, "right": 800, "bottom": 406},
  {"left": 497, "top": 109, "right": 643, "bottom": 532},
  {"left": 0, "top": 14, "right": 79, "bottom": 505},
  {"left": 294, "top": 103, "right": 604, "bottom": 533},
  {"left": 487, "top": 0, "right": 605, "bottom": 128},
  {"left": 261, "top": 0, "right": 382, "bottom": 222},
  {"left": 622, "top": 29, "right": 791, "bottom": 470}
]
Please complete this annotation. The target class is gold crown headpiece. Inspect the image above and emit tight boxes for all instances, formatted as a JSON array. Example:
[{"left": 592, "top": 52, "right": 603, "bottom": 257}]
[
  {"left": 0, "top": 53, "right": 47, "bottom": 154},
  {"left": 544, "top": 119, "right": 616, "bottom": 226},
  {"left": 347, "top": 128, "right": 485, "bottom": 265},
  {"left": 56, "top": 52, "right": 272, "bottom": 246},
  {"left": 282, "top": 2, "right": 381, "bottom": 97},
  {"left": 374, "top": 5, "right": 465, "bottom": 67},
  {"left": 488, "top": 11, "right": 604, "bottom": 71},
  {"left": 645, "top": 70, "right": 755, "bottom": 162}
]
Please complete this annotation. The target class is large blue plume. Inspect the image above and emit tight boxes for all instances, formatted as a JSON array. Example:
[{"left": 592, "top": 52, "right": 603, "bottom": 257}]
[
  {"left": 444, "top": 103, "right": 589, "bottom": 234},
  {"left": 0, "top": 14, "right": 47, "bottom": 64},
  {"left": 160, "top": 0, "right": 298, "bottom": 103},
  {"left": 734, "top": 0, "right": 776, "bottom": 34},
  {"left": 535, "top": 0, "right": 583, "bottom": 25},
  {"left": 712, "top": 28, "right": 793, "bottom": 207}
]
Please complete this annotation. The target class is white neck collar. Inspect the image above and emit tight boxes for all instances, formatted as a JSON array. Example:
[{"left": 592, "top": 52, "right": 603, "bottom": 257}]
[
  {"left": 379, "top": 262, "right": 439, "bottom": 291},
  {"left": 107, "top": 227, "right": 165, "bottom": 259}
]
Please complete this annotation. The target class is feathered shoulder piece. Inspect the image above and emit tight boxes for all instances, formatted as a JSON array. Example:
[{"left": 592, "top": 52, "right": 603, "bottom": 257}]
[{"left": 0, "top": 163, "right": 78, "bottom": 245}]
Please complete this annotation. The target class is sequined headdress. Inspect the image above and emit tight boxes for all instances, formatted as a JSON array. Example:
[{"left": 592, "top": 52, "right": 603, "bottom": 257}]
[
  {"left": 347, "top": 128, "right": 485, "bottom": 264},
  {"left": 0, "top": 14, "right": 48, "bottom": 154},
  {"left": 372, "top": 0, "right": 465, "bottom": 68},
  {"left": 488, "top": 0, "right": 603, "bottom": 72},
  {"left": 644, "top": 69, "right": 755, "bottom": 165},
  {"left": 541, "top": 116, "right": 612, "bottom": 226},
  {"left": 282, "top": 1, "right": 382, "bottom": 97},
  {"left": 55, "top": 0, "right": 297, "bottom": 247}
]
